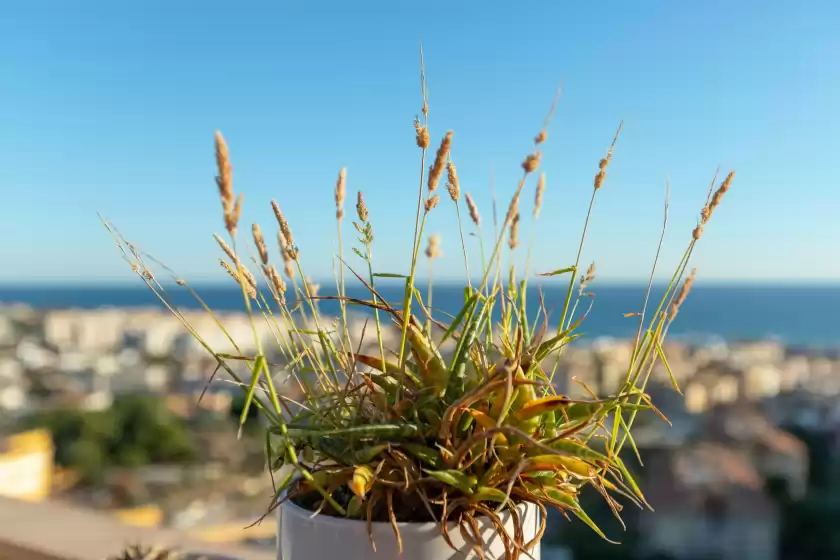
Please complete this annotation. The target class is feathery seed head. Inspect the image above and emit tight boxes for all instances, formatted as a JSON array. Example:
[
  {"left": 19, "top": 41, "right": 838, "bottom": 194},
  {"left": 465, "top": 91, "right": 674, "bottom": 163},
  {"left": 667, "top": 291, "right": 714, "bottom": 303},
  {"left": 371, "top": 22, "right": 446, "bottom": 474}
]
[
  {"left": 594, "top": 170, "right": 606, "bottom": 190},
  {"left": 465, "top": 192, "right": 481, "bottom": 227},
  {"left": 227, "top": 193, "right": 243, "bottom": 236},
  {"left": 284, "top": 259, "right": 295, "bottom": 280},
  {"left": 427, "top": 131, "right": 453, "bottom": 192},
  {"left": 445, "top": 161, "right": 460, "bottom": 202},
  {"left": 707, "top": 171, "right": 735, "bottom": 218},
  {"left": 305, "top": 278, "right": 320, "bottom": 298},
  {"left": 265, "top": 264, "right": 286, "bottom": 305},
  {"left": 593, "top": 123, "right": 623, "bottom": 191},
  {"left": 522, "top": 151, "right": 541, "bottom": 174},
  {"left": 356, "top": 191, "right": 369, "bottom": 222},
  {"left": 535, "top": 130, "right": 547, "bottom": 145},
  {"left": 220, "top": 259, "right": 256, "bottom": 299},
  {"left": 669, "top": 268, "right": 697, "bottom": 322},
  {"left": 271, "top": 200, "right": 295, "bottom": 247},
  {"left": 692, "top": 224, "right": 704, "bottom": 241},
  {"left": 252, "top": 223, "right": 269, "bottom": 265},
  {"left": 335, "top": 168, "right": 347, "bottom": 220},
  {"left": 505, "top": 191, "right": 522, "bottom": 226},
  {"left": 240, "top": 264, "right": 258, "bottom": 292},
  {"left": 579, "top": 261, "right": 597, "bottom": 293},
  {"left": 424, "top": 194, "right": 440, "bottom": 213},
  {"left": 215, "top": 131, "right": 233, "bottom": 210},
  {"left": 508, "top": 213, "right": 521, "bottom": 250},
  {"left": 213, "top": 234, "right": 236, "bottom": 262},
  {"left": 584, "top": 262, "right": 596, "bottom": 284},
  {"left": 425, "top": 234, "right": 441, "bottom": 259},
  {"left": 278, "top": 231, "right": 297, "bottom": 280},
  {"left": 534, "top": 173, "right": 546, "bottom": 218},
  {"left": 414, "top": 118, "right": 430, "bottom": 149}
]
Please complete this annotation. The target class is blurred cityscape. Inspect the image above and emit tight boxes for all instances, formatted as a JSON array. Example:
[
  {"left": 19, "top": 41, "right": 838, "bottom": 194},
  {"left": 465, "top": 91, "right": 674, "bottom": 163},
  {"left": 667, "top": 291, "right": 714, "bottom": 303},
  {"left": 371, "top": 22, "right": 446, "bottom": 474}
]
[{"left": 1, "top": 304, "right": 838, "bottom": 559}]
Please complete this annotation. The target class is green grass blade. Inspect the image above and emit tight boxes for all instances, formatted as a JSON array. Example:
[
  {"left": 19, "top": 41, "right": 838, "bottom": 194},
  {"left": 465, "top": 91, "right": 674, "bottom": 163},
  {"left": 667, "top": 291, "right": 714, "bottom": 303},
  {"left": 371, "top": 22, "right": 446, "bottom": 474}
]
[
  {"left": 538, "top": 266, "right": 576, "bottom": 277},
  {"left": 424, "top": 469, "right": 478, "bottom": 495},
  {"left": 239, "top": 354, "right": 267, "bottom": 437},
  {"left": 655, "top": 340, "right": 682, "bottom": 394}
]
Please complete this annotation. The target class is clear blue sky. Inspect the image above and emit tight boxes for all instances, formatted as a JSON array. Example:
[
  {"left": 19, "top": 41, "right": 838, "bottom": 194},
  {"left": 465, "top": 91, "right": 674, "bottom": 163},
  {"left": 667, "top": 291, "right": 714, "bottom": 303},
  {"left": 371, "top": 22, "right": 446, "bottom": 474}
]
[{"left": 1, "top": 1, "right": 838, "bottom": 284}]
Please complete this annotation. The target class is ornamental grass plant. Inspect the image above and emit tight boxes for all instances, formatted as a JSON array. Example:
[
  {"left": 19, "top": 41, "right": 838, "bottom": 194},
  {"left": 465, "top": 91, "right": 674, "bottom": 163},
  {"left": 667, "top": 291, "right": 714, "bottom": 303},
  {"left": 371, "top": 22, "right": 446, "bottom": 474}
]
[{"left": 105, "top": 52, "right": 734, "bottom": 560}]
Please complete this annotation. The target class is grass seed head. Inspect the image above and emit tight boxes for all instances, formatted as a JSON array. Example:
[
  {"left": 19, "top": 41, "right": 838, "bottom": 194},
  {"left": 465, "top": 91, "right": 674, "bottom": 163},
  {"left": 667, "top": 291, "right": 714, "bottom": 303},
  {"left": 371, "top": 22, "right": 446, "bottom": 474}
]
[
  {"left": 424, "top": 194, "right": 440, "bottom": 213},
  {"left": 669, "top": 268, "right": 697, "bottom": 321},
  {"left": 266, "top": 264, "right": 286, "bottom": 304},
  {"left": 505, "top": 191, "right": 522, "bottom": 226},
  {"left": 427, "top": 131, "right": 453, "bottom": 192},
  {"left": 227, "top": 193, "right": 243, "bottom": 235},
  {"left": 278, "top": 231, "right": 297, "bottom": 280},
  {"left": 522, "top": 151, "right": 541, "bottom": 174},
  {"left": 445, "top": 161, "right": 460, "bottom": 202},
  {"left": 508, "top": 213, "right": 521, "bottom": 249},
  {"left": 213, "top": 234, "right": 236, "bottom": 262},
  {"left": 584, "top": 261, "right": 596, "bottom": 284},
  {"left": 335, "top": 168, "right": 347, "bottom": 220},
  {"left": 220, "top": 259, "right": 256, "bottom": 299},
  {"left": 271, "top": 200, "right": 295, "bottom": 249},
  {"left": 356, "top": 191, "right": 369, "bottom": 222},
  {"left": 593, "top": 122, "right": 623, "bottom": 191},
  {"left": 706, "top": 170, "right": 735, "bottom": 221},
  {"left": 414, "top": 117, "right": 430, "bottom": 149},
  {"left": 692, "top": 224, "right": 704, "bottom": 240},
  {"left": 534, "top": 173, "right": 546, "bottom": 218},
  {"left": 425, "top": 234, "right": 442, "bottom": 259},
  {"left": 215, "top": 131, "right": 234, "bottom": 216},
  {"left": 535, "top": 130, "right": 547, "bottom": 144},
  {"left": 465, "top": 192, "right": 481, "bottom": 227},
  {"left": 305, "top": 278, "right": 320, "bottom": 298},
  {"left": 252, "top": 224, "right": 269, "bottom": 265}
]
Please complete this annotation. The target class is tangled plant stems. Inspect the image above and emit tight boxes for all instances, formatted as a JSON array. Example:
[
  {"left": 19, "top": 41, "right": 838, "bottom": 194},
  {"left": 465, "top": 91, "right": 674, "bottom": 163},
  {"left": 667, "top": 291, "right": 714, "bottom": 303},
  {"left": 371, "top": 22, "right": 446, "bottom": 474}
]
[{"left": 104, "top": 51, "right": 734, "bottom": 560}]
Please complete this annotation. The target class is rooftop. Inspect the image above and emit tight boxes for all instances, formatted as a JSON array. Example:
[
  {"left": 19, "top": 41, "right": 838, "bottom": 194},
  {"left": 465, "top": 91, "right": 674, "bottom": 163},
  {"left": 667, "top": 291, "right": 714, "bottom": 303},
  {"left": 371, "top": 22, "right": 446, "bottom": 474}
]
[{"left": 0, "top": 495, "right": 274, "bottom": 560}]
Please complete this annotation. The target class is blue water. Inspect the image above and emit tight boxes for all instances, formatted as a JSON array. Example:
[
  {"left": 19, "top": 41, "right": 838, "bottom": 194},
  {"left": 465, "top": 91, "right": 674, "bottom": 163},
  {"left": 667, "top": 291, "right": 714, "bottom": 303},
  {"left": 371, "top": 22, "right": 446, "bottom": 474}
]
[{"left": 2, "top": 283, "right": 839, "bottom": 348}]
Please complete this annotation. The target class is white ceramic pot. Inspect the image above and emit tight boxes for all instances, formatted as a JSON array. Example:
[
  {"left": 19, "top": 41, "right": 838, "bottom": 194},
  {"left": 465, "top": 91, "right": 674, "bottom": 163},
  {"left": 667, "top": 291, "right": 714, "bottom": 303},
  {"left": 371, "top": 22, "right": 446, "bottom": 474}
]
[{"left": 277, "top": 497, "right": 541, "bottom": 560}]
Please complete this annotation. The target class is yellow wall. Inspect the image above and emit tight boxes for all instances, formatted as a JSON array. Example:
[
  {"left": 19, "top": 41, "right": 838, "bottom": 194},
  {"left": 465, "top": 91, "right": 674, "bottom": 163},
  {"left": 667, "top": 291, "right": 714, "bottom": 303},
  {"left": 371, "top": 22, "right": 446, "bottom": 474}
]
[
  {"left": 0, "top": 429, "right": 54, "bottom": 502},
  {"left": 191, "top": 520, "right": 276, "bottom": 543},
  {"left": 113, "top": 505, "right": 164, "bottom": 527}
]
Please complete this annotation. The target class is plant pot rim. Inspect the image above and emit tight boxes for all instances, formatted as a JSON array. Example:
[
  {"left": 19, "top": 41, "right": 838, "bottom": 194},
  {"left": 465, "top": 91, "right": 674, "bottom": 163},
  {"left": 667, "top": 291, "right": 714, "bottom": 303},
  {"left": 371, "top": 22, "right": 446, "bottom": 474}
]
[{"left": 279, "top": 494, "right": 536, "bottom": 530}]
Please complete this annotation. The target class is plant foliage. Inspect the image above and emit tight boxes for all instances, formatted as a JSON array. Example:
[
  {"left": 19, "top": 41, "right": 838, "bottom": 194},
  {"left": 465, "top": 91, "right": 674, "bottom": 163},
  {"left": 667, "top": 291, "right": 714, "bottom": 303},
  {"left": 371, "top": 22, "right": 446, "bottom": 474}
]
[{"left": 105, "top": 52, "right": 734, "bottom": 559}]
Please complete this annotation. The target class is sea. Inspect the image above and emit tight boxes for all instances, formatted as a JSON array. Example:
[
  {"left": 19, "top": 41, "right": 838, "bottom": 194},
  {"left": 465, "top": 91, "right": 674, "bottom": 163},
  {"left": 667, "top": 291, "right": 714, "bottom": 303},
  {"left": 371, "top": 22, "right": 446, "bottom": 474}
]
[{"left": 1, "top": 283, "right": 840, "bottom": 350}]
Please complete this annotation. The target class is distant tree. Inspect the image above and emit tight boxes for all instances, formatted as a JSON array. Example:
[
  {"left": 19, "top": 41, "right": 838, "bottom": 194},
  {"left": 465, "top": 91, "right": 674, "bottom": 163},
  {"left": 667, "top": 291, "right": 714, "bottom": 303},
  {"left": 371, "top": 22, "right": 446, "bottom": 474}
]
[
  {"left": 66, "top": 438, "right": 107, "bottom": 484},
  {"left": 781, "top": 423, "right": 834, "bottom": 491},
  {"left": 229, "top": 392, "right": 262, "bottom": 434},
  {"left": 24, "top": 394, "right": 197, "bottom": 487},
  {"left": 778, "top": 496, "right": 840, "bottom": 559}
]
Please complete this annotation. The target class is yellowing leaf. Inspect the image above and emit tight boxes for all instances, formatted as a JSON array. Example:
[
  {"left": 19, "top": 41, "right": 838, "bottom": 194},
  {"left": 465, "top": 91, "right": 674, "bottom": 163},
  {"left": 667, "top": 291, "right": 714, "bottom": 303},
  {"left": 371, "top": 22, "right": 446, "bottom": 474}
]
[
  {"left": 527, "top": 455, "right": 595, "bottom": 478},
  {"left": 350, "top": 466, "right": 374, "bottom": 499},
  {"left": 405, "top": 324, "right": 449, "bottom": 394},
  {"left": 513, "top": 396, "right": 571, "bottom": 423},
  {"left": 465, "top": 409, "right": 509, "bottom": 445},
  {"left": 473, "top": 486, "right": 509, "bottom": 503}
]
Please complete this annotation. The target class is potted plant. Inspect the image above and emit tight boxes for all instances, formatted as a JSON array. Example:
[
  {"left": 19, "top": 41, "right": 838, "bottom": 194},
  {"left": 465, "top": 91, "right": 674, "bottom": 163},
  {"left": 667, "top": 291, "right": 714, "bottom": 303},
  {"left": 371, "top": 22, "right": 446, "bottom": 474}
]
[{"left": 107, "top": 55, "right": 734, "bottom": 560}]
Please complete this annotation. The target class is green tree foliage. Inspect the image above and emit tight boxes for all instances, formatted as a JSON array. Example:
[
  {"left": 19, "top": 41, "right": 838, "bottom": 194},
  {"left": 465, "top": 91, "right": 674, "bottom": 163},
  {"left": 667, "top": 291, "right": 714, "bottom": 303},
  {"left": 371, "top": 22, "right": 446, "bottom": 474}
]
[
  {"left": 25, "top": 395, "right": 197, "bottom": 484},
  {"left": 770, "top": 425, "right": 840, "bottom": 559}
]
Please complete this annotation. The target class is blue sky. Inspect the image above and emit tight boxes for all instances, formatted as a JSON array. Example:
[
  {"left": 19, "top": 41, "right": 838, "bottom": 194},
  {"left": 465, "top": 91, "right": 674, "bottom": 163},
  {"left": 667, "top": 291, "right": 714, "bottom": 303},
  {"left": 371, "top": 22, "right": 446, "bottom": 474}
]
[{"left": 1, "top": 1, "right": 838, "bottom": 284}]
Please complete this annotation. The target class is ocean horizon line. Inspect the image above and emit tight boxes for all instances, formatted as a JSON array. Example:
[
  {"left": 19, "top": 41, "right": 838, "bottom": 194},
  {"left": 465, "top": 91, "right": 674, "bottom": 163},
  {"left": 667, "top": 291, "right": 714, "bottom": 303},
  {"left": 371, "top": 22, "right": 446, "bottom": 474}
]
[{"left": 2, "top": 279, "right": 840, "bottom": 289}]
